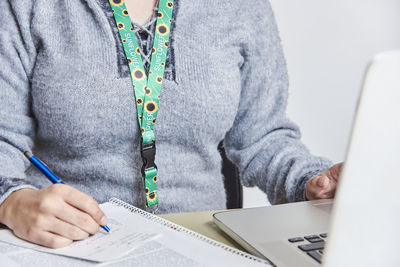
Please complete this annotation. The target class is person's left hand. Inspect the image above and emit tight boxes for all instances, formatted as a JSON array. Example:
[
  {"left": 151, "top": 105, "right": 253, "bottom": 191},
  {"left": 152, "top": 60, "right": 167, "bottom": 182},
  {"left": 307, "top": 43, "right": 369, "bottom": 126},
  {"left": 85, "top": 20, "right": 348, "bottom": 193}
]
[{"left": 305, "top": 163, "right": 343, "bottom": 200}]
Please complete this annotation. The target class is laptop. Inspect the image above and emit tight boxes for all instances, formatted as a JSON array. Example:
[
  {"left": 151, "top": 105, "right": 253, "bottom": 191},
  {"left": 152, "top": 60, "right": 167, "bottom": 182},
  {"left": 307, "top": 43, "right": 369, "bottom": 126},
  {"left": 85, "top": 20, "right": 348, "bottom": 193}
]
[{"left": 214, "top": 50, "right": 400, "bottom": 267}]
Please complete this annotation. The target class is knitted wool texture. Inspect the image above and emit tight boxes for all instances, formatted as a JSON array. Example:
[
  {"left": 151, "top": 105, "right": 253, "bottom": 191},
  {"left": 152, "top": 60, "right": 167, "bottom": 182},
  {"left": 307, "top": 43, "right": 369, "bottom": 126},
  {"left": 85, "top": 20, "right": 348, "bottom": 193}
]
[{"left": 0, "top": 0, "right": 332, "bottom": 213}]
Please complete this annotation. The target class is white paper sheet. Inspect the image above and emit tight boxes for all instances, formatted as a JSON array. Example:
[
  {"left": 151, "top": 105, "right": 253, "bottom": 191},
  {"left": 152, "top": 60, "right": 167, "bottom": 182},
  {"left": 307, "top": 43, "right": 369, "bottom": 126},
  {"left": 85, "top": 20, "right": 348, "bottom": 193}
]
[
  {"left": 0, "top": 215, "right": 159, "bottom": 262},
  {"left": 0, "top": 201, "right": 271, "bottom": 266},
  {"left": 0, "top": 253, "right": 20, "bottom": 267},
  {"left": 99, "top": 202, "right": 271, "bottom": 267}
]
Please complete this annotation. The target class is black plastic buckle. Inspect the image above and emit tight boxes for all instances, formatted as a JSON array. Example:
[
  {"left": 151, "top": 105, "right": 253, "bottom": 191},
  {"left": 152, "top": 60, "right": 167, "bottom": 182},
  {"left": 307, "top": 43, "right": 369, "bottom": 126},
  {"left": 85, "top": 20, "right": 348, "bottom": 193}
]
[
  {"left": 141, "top": 142, "right": 157, "bottom": 174},
  {"left": 146, "top": 204, "right": 159, "bottom": 214}
]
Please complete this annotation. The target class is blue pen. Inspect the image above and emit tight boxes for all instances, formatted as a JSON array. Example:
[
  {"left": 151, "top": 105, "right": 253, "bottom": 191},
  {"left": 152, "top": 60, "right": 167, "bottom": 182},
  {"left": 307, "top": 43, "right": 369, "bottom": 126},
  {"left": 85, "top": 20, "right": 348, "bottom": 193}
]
[{"left": 24, "top": 151, "right": 110, "bottom": 233}]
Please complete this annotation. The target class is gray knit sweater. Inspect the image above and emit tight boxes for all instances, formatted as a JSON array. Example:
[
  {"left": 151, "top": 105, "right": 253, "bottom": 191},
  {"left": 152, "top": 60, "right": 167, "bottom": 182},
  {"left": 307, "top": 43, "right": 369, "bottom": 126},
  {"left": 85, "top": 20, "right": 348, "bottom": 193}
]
[{"left": 0, "top": 0, "right": 332, "bottom": 213}]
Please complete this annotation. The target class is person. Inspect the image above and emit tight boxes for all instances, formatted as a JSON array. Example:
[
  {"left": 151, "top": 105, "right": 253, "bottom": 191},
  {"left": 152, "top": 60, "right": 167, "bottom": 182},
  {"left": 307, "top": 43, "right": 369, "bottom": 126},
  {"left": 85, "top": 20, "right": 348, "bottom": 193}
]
[{"left": 0, "top": 0, "right": 342, "bottom": 249}]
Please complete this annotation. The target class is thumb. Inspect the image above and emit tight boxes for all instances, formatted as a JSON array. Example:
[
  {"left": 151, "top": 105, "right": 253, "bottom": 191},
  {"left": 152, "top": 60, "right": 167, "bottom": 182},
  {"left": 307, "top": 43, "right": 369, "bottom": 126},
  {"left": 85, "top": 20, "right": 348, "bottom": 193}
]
[{"left": 316, "top": 176, "right": 330, "bottom": 188}]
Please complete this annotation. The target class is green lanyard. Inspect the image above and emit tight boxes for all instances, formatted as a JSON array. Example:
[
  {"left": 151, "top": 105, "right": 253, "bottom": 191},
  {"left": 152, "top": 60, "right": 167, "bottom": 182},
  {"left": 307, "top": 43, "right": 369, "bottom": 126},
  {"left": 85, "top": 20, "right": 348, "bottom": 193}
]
[{"left": 108, "top": 0, "right": 173, "bottom": 211}]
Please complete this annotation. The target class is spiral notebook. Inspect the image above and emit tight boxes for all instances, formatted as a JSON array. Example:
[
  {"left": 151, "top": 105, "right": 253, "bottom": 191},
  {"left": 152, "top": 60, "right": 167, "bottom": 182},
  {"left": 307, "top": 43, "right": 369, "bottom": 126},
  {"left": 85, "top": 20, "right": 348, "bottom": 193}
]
[
  {"left": 0, "top": 198, "right": 272, "bottom": 266},
  {"left": 97, "top": 198, "right": 271, "bottom": 266}
]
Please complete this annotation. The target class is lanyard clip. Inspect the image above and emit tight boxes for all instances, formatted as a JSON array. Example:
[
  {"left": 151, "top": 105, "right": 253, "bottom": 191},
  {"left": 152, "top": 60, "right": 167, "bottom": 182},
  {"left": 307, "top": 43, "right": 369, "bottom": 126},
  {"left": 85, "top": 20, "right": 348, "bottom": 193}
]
[
  {"left": 146, "top": 204, "right": 159, "bottom": 214},
  {"left": 141, "top": 142, "right": 157, "bottom": 173}
]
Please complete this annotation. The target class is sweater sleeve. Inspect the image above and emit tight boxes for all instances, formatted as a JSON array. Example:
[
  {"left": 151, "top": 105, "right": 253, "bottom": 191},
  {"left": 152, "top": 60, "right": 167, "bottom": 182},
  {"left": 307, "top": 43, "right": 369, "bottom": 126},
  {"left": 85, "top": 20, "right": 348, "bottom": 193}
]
[
  {"left": 224, "top": 0, "right": 333, "bottom": 204},
  {"left": 0, "top": 1, "right": 39, "bottom": 205}
]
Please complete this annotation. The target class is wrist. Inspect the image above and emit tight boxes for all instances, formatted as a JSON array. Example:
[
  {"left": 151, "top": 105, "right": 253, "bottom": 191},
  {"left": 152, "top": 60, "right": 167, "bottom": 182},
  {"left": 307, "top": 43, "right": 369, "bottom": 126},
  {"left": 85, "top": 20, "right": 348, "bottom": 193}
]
[{"left": 0, "top": 188, "right": 35, "bottom": 227}]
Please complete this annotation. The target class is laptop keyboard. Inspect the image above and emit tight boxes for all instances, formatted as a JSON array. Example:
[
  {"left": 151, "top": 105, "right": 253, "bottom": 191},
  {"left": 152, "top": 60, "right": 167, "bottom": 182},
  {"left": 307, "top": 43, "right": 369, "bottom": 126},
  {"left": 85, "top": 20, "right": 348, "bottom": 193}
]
[{"left": 288, "top": 233, "right": 327, "bottom": 264}]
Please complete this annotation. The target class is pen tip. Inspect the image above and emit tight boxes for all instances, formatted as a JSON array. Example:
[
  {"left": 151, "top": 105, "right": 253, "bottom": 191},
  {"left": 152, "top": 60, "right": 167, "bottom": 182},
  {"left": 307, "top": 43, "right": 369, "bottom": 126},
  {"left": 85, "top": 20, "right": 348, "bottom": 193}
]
[
  {"left": 102, "top": 225, "right": 111, "bottom": 233},
  {"left": 24, "top": 151, "right": 33, "bottom": 158}
]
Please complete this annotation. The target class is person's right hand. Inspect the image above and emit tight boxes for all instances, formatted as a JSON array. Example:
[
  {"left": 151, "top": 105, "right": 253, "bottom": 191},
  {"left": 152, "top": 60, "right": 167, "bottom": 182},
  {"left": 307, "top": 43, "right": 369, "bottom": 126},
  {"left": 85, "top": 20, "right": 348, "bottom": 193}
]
[{"left": 0, "top": 184, "right": 107, "bottom": 248}]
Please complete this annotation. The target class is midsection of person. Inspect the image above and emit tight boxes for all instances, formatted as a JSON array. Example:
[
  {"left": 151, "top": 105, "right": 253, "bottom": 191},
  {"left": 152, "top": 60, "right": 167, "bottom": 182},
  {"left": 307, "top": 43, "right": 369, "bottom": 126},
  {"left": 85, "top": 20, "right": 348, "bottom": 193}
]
[
  {"left": 0, "top": 0, "right": 337, "bottom": 250},
  {"left": 28, "top": 0, "right": 244, "bottom": 212}
]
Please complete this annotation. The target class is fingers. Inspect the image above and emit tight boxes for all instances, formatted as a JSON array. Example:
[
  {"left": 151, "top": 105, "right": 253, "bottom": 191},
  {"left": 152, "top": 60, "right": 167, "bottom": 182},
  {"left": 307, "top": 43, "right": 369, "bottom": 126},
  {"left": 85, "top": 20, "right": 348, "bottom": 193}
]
[
  {"left": 45, "top": 217, "right": 90, "bottom": 241},
  {"left": 306, "top": 175, "right": 336, "bottom": 200},
  {"left": 50, "top": 184, "right": 107, "bottom": 226},
  {"left": 2, "top": 185, "right": 105, "bottom": 249},
  {"left": 305, "top": 162, "right": 345, "bottom": 200},
  {"left": 15, "top": 205, "right": 89, "bottom": 247},
  {"left": 316, "top": 176, "right": 329, "bottom": 188},
  {"left": 52, "top": 202, "right": 100, "bottom": 235}
]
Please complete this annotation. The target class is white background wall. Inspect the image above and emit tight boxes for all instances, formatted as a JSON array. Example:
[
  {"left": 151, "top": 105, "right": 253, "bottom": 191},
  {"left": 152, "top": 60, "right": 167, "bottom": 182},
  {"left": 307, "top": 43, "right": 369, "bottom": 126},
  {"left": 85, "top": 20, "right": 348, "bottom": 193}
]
[{"left": 243, "top": 0, "right": 400, "bottom": 208}]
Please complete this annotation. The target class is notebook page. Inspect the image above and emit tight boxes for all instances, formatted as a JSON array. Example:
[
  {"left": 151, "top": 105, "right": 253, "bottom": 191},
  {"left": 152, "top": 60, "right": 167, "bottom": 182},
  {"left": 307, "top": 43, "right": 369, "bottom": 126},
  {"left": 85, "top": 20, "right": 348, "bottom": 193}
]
[
  {"left": 0, "top": 242, "right": 92, "bottom": 267},
  {"left": 0, "top": 214, "right": 159, "bottom": 262},
  {"left": 0, "top": 201, "right": 270, "bottom": 266},
  {"left": 0, "top": 252, "right": 19, "bottom": 267},
  {"left": 99, "top": 202, "right": 271, "bottom": 267}
]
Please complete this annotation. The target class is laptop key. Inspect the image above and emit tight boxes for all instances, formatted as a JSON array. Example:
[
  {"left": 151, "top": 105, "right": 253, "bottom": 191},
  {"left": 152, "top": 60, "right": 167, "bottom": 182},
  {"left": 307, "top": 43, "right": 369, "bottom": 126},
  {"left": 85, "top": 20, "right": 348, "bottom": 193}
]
[
  {"left": 288, "top": 237, "right": 304, "bottom": 243},
  {"left": 298, "top": 241, "right": 325, "bottom": 251},
  {"left": 307, "top": 251, "right": 323, "bottom": 263},
  {"left": 308, "top": 237, "right": 324, "bottom": 243},
  {"left": 320, "top": 233, "right": 328, "bottom": 238},
  {"left": 319, "top": 250, "right": 324, "bottom": 254},
  {"left": 304, "top": 235, "right": 320, "bottom": 241}
]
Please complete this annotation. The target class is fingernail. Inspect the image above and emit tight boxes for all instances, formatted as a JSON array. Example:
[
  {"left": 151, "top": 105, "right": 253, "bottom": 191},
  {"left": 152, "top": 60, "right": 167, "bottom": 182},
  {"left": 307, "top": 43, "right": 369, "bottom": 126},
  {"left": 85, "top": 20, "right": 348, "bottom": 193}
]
[{"left": 100, "top": 216, "right": 107, "bottom": 226}]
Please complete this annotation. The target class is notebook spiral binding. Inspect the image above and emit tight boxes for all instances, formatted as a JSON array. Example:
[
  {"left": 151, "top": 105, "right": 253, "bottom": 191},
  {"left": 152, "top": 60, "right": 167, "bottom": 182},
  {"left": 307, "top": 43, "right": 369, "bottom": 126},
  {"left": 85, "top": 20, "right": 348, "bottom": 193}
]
[{"left": 109, "top": 198, "right": 270, "bottom": 265}]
